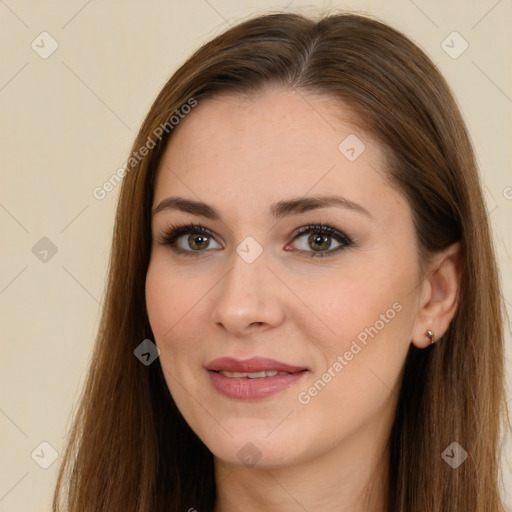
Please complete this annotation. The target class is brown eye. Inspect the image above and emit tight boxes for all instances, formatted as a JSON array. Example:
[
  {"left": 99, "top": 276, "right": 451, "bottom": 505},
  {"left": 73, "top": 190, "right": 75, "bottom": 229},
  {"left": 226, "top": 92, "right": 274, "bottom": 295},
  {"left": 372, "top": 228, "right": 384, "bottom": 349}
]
[
  {"left": 289, "top": 224, "right": 353, "bottom": 258},
  {"left": 307, "top": 233, "right": 332, "bottom": 252},
  {"left": 187, "top": 233, "right": 211, "bottom": 251},
  {"left": 159, "top": 224, "right": 222, "bottom": 256}
]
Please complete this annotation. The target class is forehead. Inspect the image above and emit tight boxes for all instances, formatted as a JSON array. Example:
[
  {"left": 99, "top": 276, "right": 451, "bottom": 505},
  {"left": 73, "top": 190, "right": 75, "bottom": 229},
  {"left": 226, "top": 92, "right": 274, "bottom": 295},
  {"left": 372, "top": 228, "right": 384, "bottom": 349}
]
[
  {"left": 162, "top": 87, "right": 374, "bottom": 166},
  {"left": 153, "top": 87, "right": 400, "bottom": 221}
]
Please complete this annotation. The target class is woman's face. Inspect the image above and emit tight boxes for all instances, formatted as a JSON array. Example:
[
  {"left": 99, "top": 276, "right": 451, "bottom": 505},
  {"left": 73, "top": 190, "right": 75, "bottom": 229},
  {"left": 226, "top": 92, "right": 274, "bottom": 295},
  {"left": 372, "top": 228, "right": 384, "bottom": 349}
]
[{"left": 146, "top": 87, "right": 424, "bottom": 469}]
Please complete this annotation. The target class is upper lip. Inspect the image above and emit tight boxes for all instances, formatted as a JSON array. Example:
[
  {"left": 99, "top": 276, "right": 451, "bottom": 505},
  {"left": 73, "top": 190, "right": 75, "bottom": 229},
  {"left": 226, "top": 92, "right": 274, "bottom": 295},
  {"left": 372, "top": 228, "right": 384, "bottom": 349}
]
[{"left": 206, "top": 357, "right": 307, "bottom": 374}]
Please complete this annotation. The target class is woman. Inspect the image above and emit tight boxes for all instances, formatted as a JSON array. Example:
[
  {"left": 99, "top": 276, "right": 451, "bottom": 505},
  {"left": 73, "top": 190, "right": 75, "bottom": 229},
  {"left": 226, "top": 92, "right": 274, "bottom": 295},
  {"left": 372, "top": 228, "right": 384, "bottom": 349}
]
[{"left": 53, "top": 11, "right": 509, "bottom": 512}]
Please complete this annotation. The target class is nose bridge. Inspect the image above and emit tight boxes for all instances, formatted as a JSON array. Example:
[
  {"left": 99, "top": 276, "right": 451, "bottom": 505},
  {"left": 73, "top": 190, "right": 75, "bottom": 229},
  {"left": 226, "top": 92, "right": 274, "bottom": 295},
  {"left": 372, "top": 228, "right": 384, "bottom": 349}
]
[{"left": 210, "top": 244, "right": 284, "bottom": 333}]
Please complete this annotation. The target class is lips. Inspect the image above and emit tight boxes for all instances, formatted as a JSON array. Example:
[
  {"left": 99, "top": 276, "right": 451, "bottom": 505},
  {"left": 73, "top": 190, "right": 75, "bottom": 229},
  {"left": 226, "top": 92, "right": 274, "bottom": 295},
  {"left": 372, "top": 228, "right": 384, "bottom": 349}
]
[
  {"left": 206, "top": 357, "right": 309, "bottom": 400},
  {"left": 205, "top": 356, "right": 307, "bottom": 374}
]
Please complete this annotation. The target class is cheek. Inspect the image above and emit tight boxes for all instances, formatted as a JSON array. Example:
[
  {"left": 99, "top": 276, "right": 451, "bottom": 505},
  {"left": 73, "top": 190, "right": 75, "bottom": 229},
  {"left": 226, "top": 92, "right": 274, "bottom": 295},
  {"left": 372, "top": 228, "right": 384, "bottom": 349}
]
[
  {"left": 146, "top": 257, "right": 200, "bottom": 338},
  {"left": 145, "top": 257, "right": 212, "bottom": 374},
  {"left": 327, "top": 285, "right": 416, "bottom": 401},
  {"left": 145, "top": 261, "right": 172, "bottom": 339},
  {"left": 304, "top": 261, "right": 413, "bottom": 350},
  {"left": 294, "top": 294, "right": 414, "bottom": 451},
  {"left": 301, "top": 253, "right": 418, "bottom": 396}
]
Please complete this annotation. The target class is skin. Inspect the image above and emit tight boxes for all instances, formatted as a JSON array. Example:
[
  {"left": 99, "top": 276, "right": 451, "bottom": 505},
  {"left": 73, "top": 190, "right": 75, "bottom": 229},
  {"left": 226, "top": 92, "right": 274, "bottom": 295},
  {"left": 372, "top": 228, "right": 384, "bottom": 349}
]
[{"left": 145, "top": 86, "right": 460, "bottom": 512}]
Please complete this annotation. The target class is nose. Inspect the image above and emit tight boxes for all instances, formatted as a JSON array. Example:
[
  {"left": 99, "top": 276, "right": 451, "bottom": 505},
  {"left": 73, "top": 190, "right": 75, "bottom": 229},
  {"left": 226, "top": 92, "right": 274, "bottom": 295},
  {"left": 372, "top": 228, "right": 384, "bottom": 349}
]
[{"left": 209, "top": 248, "right": 285, "bottom": 336}]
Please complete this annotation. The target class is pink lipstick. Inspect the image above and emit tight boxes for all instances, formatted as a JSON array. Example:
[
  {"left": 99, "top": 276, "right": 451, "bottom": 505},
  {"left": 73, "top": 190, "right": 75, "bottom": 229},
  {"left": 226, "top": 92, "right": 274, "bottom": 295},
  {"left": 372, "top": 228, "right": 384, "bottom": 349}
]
[{"left": 206, "top": 356, "right": 308, "bottom": 400}]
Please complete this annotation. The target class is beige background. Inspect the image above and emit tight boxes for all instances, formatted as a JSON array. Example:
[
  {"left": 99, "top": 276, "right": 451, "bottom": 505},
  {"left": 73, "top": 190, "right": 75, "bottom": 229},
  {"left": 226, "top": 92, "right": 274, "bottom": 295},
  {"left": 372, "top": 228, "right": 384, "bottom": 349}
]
[{"left": 0, "top": 0, "right": 511, "bottom": 510}]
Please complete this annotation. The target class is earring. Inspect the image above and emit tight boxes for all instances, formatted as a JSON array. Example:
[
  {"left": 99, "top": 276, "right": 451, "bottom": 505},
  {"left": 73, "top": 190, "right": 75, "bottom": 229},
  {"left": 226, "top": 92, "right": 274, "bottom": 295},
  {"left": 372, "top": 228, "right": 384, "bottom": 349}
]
[{"left": 425, "top": 329, "right": 439, "bottom": 345}]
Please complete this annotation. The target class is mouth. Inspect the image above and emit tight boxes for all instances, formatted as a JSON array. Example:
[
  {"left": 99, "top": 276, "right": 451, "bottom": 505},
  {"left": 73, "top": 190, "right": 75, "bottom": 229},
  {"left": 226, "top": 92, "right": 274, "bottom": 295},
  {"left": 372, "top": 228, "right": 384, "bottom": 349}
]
[
  {"left": 205, "top": 356, "right": 308, "bottom": 374},
  {"left": 215, "top": 370, "right": 294, "bottom": 378},
  {"left": 205, "top": 356, "right": 309, "bottom": 400}
]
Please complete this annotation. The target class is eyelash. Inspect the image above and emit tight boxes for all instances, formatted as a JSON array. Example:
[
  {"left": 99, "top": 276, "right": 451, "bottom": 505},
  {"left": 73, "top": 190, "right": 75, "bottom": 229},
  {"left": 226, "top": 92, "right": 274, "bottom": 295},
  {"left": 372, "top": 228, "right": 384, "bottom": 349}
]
[{"left": 157, "top": 222, "right": 353, "bottom": 258}]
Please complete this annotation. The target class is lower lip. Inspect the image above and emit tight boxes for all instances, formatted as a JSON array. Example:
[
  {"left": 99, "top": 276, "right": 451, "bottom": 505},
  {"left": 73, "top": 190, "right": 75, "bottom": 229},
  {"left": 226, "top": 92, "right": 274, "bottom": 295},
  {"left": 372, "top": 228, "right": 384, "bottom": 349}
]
[{"left": 207, "top": 370, "right": 308, "bottom": 400}]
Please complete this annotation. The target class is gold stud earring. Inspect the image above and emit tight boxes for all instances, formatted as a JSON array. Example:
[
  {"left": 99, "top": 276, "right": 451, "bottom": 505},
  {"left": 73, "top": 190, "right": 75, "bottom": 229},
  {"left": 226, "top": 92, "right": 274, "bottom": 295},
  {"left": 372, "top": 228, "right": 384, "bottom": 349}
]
[{"left": 425, "top": 329, "right": 439, "bottom": 345}]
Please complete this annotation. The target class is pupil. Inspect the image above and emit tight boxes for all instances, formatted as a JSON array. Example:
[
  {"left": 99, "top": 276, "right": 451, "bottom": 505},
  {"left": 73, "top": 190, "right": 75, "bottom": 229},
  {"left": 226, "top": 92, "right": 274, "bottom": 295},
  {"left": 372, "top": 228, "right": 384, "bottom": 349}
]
[
  {"left": 190, "top": 234, "right": 208, "bottom": 250},
  {"left": 309, "top": 233, "right": 330, "bottom": 251}
]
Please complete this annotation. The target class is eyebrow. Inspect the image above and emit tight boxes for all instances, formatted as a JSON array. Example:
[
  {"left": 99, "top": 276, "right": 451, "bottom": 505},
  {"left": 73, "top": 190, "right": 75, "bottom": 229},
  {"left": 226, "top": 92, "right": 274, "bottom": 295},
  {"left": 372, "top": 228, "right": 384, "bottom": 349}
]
[{"left": 152, "top": 195, "right": 372, "bottom": 220}]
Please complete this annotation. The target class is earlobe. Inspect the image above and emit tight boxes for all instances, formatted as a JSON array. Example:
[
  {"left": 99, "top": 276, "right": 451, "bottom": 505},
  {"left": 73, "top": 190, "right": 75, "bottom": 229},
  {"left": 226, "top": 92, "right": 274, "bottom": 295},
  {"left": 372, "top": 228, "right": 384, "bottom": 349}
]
[
  {"left": 425, "top": 329, "right": 439, "bottom": 345},
  {"left": 411, "top": 242, "right": 462, "bottom": 349}
]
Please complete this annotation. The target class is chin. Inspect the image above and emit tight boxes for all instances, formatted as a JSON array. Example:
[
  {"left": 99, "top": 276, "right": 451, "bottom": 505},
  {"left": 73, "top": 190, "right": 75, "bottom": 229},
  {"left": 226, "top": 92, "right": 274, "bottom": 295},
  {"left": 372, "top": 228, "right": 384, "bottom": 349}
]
[{"left": 201, "top": 428, "right": 306, "bottom": 469}]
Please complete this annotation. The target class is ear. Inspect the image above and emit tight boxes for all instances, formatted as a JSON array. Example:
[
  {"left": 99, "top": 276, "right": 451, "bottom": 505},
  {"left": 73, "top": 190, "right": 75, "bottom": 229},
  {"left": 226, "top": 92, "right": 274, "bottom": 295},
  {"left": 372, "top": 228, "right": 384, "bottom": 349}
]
[{"left": 411, "top": 242, "right": 462, "bottom": 349}]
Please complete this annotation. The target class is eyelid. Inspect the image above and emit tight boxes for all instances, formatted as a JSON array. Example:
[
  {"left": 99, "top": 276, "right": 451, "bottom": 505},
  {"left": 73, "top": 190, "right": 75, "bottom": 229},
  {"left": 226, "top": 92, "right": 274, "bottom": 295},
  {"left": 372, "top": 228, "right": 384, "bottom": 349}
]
[
  {"left": 290, "top": 224, "right": 352, "bottom": 245},
  {"left": 157, "top": 222, "right": 353, "bottom": 258},
  {"left": 286, "top": 224, "right": 353, "bottom": 258},
  {"left": 156, "top": 223, "right": 221, "bottom": 255}
]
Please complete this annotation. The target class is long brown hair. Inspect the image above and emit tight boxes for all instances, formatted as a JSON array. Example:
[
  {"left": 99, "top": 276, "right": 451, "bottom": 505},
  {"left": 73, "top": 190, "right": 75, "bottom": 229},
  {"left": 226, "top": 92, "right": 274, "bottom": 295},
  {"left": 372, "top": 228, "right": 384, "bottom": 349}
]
[{"left": 53, "top": 11, "right": 509, "bottom": 511}]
